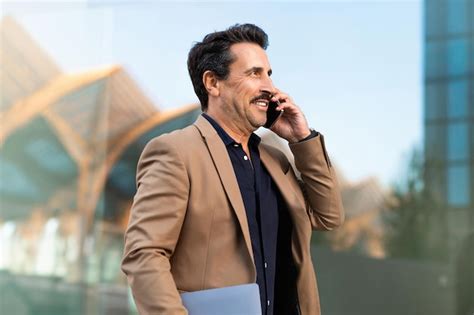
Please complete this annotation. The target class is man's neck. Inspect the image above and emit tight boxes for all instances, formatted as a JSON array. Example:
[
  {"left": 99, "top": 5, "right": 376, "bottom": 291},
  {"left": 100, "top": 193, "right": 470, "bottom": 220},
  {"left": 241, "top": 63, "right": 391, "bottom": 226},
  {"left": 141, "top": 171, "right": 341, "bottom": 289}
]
[{"left": 205, "top": 112, "right": 252, "bottom": 147}]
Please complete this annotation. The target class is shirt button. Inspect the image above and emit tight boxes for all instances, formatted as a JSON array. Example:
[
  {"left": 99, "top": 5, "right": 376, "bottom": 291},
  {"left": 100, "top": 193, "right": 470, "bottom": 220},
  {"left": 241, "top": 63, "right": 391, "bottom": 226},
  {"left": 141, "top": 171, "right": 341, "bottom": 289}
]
[
  {"left": 243, "top": 155, "right": 248, "bottom": 160},
  {"left": 267, "top": 300, "right": 270, "bottom": 307},
  {"left": 234, "top": 144, "right": 239, "bottom": 147},
  {"left": 264, "top": 262, "right": 268, "bottom": 268}
]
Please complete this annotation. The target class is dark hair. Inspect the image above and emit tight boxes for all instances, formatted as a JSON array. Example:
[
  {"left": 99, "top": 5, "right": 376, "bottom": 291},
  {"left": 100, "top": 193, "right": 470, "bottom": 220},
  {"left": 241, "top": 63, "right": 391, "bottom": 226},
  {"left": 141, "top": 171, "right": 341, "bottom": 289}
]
[{"left": 187, "top": 24, "right": 269, "bottom": 111}]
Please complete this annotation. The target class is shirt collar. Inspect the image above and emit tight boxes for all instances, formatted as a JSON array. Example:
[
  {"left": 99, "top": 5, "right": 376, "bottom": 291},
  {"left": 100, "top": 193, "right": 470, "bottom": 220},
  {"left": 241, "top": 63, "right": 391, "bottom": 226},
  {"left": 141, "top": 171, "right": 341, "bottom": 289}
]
[{"left": 202, "top": 113, "right": 261, "bottom": 147}]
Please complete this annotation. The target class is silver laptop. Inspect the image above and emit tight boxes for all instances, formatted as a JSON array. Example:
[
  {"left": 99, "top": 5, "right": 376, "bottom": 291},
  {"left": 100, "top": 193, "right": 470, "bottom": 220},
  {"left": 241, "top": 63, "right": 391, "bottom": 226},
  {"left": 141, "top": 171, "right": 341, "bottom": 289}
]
[{"left": 180, "top": 283, "right": 261, "bottom": 315}]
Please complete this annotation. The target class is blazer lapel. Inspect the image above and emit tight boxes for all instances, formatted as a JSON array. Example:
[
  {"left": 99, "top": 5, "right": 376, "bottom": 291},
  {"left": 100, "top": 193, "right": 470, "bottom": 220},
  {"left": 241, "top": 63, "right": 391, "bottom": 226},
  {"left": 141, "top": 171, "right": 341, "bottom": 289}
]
[
  {"left": 194, "top": 116, "right": 254, "bottom": 265},
  {"left": 259, "top": 146, "right": 306, "bottom": 218}
]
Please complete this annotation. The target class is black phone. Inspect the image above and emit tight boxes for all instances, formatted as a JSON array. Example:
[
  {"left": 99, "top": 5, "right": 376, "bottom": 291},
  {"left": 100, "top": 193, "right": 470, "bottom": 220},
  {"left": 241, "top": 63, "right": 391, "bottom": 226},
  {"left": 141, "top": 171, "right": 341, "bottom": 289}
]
[{"left": 264, "top": 100, "right": 284, "bottom": 128}]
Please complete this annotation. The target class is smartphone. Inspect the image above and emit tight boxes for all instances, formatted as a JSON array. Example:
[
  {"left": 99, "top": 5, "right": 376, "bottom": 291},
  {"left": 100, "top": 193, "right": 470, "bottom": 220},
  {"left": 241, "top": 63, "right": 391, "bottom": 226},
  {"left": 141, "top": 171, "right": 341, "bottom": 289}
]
[{"left": 264, "top": 100, "right": 284, "bottom": 128}]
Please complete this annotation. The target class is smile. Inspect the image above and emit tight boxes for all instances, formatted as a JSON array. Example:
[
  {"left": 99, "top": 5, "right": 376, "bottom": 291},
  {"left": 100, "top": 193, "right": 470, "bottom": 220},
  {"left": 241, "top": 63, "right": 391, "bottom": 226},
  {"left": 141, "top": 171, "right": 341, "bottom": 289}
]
[{"left": 253, "top": 100, "right": 268, "bottom": 108}]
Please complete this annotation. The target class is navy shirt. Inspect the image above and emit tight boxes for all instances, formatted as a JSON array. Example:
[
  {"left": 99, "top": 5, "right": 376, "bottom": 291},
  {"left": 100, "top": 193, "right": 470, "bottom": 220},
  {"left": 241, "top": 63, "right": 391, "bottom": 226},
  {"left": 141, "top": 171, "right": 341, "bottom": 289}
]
[{"left": 203, "top": 114, "right": 299, "bottom": 315}]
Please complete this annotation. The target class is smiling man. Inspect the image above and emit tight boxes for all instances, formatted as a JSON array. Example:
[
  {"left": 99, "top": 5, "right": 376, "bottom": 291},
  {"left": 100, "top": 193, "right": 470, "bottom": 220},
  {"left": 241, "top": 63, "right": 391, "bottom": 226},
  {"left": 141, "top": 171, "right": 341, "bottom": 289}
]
[{"left": 121, "top": 24, "right": 344, "bottom": 315}]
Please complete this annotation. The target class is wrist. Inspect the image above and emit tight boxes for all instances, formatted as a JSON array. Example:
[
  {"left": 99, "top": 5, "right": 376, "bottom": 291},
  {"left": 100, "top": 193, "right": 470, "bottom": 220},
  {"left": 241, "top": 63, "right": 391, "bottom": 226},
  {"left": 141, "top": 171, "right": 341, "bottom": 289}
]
[
  {"left": 287, "top": 129, "right": 312, "bottom": 143},
  {"left": 297, "top": 128, "right": 318, "bottom": 142},
  {"left": 296, "top": 129, "right": 312, "bottom": 142}
]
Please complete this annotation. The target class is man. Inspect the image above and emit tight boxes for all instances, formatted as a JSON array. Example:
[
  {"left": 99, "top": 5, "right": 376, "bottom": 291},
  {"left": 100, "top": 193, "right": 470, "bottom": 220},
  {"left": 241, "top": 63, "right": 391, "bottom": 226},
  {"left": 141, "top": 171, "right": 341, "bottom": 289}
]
[{"left": 121, "top": 24, "right": 344, "bottom": 315}]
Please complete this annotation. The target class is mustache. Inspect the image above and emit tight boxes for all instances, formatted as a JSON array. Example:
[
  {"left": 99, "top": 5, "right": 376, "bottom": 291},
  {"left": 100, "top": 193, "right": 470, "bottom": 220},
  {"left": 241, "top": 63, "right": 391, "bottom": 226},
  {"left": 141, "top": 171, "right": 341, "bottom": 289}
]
[{"left": 250, "top": 92, "right": 273, "bottom": 103}]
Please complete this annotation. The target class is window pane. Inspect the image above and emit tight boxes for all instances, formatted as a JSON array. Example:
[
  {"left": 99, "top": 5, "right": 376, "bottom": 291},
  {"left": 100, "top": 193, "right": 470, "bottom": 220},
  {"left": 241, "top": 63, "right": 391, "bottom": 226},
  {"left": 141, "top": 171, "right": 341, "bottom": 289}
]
[
  {"left": 447, "top": 80, "right": 468, "bottom": 119},
  {"left": 447, "top": 164, "right": 470, "bottom": 207},
  {"left": 426, "top": 40, "right": 446, "bottom": 78},
  {"left": 447, "top": 122, "right": 469, "bottom": 161},
  {"left": 447, "top": 0, "right": 468, "bottom": 34},
  {"left": 425, "top": 165, "right": 445, "bottom": 203},
  {"left": 425, "top": 0, "right": 446, "bottom": 37},
  {"left": 447, "top": 39, "right": 468, "bottom": 76},
  {"left": 425, "top": 82, "right": 445, "bottom": 120},
  {"left": 471, "top": 48, "right": 474, "bottom": 74},
  {"left": 425, "top": 123, "right": 445, "bottom": 161}
]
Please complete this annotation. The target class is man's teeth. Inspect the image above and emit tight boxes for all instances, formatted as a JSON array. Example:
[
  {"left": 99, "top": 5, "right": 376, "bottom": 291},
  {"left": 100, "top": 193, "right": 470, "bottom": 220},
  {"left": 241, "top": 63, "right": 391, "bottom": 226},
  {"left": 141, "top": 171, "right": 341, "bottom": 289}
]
[{"left": 255, "top": 101, "right": 267, "bottom": 107}]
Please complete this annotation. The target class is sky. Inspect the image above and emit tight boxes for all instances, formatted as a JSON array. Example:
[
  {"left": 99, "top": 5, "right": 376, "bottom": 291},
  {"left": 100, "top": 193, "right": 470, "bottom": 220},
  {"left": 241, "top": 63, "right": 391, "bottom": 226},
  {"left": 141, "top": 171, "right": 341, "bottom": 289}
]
[{"left": 2, "top": 0, "right": 423, "bottom": 187}]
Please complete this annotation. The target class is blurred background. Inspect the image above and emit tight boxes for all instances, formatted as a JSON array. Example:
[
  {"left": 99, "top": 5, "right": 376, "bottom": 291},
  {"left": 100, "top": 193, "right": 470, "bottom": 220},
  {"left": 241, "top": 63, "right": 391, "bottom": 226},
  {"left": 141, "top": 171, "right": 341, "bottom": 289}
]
[{"left": 0, "top": 0, "right": 472, "bottom": 314}]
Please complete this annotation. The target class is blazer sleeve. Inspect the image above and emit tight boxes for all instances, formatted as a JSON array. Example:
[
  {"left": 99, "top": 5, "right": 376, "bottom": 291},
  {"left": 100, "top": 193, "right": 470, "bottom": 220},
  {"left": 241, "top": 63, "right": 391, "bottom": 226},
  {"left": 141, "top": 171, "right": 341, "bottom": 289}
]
[
  {"left": 121, "top": 136, "right": 189, "bottom": 315},
  {"left": 289, "top": 133, "right": 345, "bottom": 231}
]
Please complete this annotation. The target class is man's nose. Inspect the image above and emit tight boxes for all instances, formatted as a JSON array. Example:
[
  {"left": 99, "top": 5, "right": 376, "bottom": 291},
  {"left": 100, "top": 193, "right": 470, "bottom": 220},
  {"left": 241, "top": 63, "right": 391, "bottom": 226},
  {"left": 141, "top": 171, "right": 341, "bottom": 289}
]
[{"left": 260, "top": 77, "right": 275, "bottom": 96}]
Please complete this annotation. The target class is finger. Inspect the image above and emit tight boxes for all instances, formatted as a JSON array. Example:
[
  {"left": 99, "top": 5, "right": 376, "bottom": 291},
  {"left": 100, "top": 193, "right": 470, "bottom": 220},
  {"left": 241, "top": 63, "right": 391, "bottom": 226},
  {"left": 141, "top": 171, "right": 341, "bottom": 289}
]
[
  {"left": 275, "top": 100, "right": 300, "bottom": 113},
  {"left": 271, "top": 90, "right": 293, "bottom": 104},
  {"left": 272, "top": 94, "right": 292, "bottom": 104}
]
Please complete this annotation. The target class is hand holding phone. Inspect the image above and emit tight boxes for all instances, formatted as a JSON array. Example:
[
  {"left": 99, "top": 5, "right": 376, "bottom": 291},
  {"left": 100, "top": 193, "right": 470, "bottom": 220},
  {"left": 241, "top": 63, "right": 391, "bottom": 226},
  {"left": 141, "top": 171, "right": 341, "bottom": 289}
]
[{"left": 263, "top": 89, "right": 311, "bottom": 142}]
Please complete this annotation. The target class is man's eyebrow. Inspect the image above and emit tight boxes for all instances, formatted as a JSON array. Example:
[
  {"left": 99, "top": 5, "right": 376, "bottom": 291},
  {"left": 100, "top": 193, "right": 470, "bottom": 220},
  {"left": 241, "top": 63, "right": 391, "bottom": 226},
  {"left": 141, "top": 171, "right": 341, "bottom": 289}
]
[{"left": 245, "top": 67, "right": 273, "bottom": 76}]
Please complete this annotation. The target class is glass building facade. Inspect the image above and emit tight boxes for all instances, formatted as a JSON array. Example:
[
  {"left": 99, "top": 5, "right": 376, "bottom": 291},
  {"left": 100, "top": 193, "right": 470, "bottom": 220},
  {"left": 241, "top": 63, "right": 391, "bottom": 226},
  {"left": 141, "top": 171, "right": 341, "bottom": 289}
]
[{"left": 423, "top": 0, "right": 474, "bottom": 252}]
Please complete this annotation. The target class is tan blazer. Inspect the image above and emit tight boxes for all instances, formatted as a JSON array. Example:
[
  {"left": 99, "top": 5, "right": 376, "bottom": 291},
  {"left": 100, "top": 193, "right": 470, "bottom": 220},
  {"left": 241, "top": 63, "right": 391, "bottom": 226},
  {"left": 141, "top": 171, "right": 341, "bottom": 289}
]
[{"left": 121, "top": 115, "right": 344, "bottom": 315}]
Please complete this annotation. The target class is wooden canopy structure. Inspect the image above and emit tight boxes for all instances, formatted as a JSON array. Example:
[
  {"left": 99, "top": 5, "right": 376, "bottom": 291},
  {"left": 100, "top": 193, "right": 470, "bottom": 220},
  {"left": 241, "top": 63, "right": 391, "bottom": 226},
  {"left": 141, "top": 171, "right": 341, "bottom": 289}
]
[{"left": 0, "top": 17, "right": 201, "bottom": 230}]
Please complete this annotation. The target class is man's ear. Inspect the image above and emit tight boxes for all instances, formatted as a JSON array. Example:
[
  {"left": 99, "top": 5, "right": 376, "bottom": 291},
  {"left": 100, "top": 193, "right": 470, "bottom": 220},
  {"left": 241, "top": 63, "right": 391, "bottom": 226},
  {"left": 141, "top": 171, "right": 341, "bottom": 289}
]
[{"left": 203, "top": 70, "right": 220, "bottom": 97}]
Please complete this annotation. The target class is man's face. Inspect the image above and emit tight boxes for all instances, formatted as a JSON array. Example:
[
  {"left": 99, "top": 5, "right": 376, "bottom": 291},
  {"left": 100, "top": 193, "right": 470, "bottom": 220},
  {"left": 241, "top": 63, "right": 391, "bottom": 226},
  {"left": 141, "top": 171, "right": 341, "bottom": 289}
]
[{"left": 218, "top": 42, "right": 275, "bottom": 133}]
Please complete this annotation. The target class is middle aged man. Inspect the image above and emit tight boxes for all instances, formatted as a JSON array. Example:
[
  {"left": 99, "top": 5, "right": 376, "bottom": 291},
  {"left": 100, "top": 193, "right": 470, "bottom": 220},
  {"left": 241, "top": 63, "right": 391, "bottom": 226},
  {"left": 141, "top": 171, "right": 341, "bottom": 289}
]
[{"left": 122, "top": 24, "right": 344, "bottom": 315}]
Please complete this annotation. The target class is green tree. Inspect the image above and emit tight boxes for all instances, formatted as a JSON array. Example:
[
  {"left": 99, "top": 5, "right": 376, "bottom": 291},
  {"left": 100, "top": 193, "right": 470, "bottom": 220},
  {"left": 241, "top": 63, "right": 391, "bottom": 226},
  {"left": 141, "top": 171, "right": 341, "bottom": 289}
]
[{"left": 384, "top": 147, "right": 448, "bottom": 261}]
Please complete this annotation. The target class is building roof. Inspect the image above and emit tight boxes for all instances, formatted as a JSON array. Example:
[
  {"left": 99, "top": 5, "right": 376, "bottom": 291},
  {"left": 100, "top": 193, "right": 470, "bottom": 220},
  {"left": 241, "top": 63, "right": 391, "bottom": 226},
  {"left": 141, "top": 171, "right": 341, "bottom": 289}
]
[
  {"left": 0, "top": 17, "right": 201, "bottom": 223},
  {"left": 0, "top": 16, "right": 61, "bottom": 112}
]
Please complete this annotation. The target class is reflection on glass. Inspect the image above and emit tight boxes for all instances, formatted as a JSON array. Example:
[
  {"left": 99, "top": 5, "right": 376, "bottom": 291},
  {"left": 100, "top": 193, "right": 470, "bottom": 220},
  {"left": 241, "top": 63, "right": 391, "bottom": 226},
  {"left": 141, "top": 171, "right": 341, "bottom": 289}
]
[
  {"left": 425, "top": 82, "right": 445, "bottom": 120},
  {"left": 447, "top": 79, "right": 468, "bottom": 119},
  {"left": 447, "top": 164, "right": 470, "bottom": 207},
  {"left": 425, "top": 0, "right": 445, "bottom": 37},
  {"left": 0, "top": 222, "right": 16, "bottom": 269},
  {"left": 447, "top": 38, "right": 468, "bottom": 76},
  {"left": 426, "top": 123, "right": 445, "bottom": 161},
  {"left": 426, "top": 40, "right": 445, "bottom": 78},
  {"left": 447, "top": 122, "right": 469, "bottom": 161},
  {"left": 447, "top": 0, "right": 468, "bottom": 35}
]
